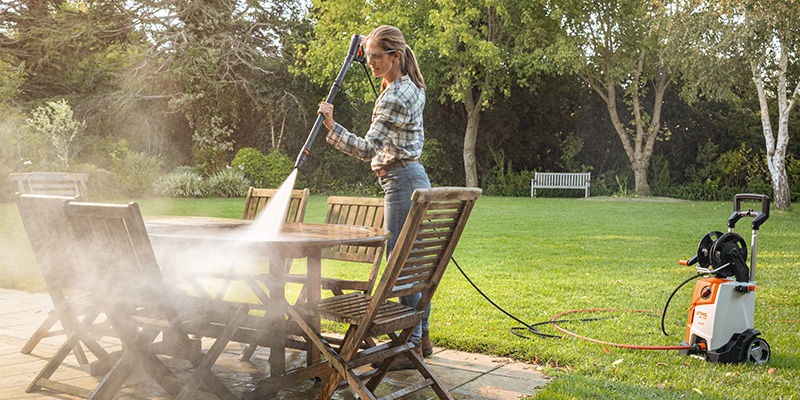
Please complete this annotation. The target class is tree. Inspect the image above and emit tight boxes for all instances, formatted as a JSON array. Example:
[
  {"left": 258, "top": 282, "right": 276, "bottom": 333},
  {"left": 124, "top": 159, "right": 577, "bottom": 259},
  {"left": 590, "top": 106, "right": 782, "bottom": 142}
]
[
  {"left": 300, "top": 0, "right": 555, "bottom": 187},
  {"left": 0, "top": 1, "right": 135, "bottom": 103},
  {"left": 549, "top": 0, "right": 680, "bottom": 196},
  {"left": 422, "top": 0, "right": 557, "bottom": 187},
  {"left": 26, "top": 99, "right": 85, "bottom": 168},
  {"left": 676, "top": 0, "right": 799, "bottom": 209}
]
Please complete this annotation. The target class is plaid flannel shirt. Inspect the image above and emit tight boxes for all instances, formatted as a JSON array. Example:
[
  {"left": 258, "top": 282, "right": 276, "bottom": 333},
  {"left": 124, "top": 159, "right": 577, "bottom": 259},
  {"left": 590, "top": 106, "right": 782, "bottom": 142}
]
[{"left": 326, "top": 75, "right": 425, "bottom": 171}]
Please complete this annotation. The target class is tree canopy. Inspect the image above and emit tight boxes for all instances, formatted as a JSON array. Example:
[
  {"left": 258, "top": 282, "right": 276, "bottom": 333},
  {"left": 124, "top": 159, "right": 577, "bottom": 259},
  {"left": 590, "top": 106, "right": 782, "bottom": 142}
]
[{"left": 0, "top": 0, "right": 797, "bottom": 206}]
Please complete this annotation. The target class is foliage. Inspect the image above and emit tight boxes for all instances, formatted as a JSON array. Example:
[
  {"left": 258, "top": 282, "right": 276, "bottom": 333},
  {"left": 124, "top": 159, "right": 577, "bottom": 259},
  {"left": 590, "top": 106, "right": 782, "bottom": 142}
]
[
  {"left": 0, "top": 58, "right": 25, "bottom": 102},
  {"left": 420, "top": 137, "right": 457, "bottom": 186},
  {"left": 789, "top": 156, "right": 800, "bottom": 202},
  {"left": 303, "top": 148, "right": 380, "bottom": 195},
  {"left": 648, "top": 153, "right": 672, "bottom": 196},
  {"left": 108, "top": 139, "right": 162, "bottom": 197},
  {"left": 1, "top": 1, "right": 135, "bottom": 101},
  {"left": 26, "top": 99, "right": 85, "bottom": 168},
  {"left": 716, "top": 143, "right": 769, "bottom": 188},
  {"left": 191, "top": 115, "right": 234, "bottom": 176},
  {"left": 231, "top": 147, "right": 295, "bottom": 189},
  {"left": 485, "top": 148, "right": 535, "bottom": 196},
  {"left": 153, "top": 167, "right": 205, "bottom": 198},
  {"left": 72, "top": 163, "right": 125, "bottom": 200},
  {"left": 612, "top": 175, "right": 634, "bottom": 198},
  {"left": 203, "top": 169, "right": 251, "bottom": 198},
  {"left": 558, "top": 133, "right": 589, "bottom": 173},
  {"left": 673, "top": 0, "right": 800, "bottom": 209}
]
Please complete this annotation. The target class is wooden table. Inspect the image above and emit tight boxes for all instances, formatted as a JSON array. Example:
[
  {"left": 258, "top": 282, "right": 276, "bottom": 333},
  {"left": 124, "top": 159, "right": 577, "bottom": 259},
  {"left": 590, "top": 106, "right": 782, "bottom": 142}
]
[{"left": 145, "top": 216, "right": 388, "bottom": 383}]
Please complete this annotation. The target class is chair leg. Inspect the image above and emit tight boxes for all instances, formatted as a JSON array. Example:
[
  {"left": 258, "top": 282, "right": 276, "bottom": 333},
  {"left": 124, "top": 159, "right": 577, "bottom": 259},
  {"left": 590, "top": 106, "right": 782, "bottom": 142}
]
[
  {"left": 20, "top": 310, "right": 59, "bottom": 354},
  {"left": 176, "top": 306, "right": 247, "bottom": 400},
  {"left": 27, "top": 333, "right": 80, "bottom": 393}
]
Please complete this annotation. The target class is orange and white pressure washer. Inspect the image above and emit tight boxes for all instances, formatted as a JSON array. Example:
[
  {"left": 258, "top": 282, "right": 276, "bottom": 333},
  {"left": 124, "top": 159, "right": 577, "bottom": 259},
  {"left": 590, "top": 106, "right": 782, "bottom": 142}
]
[{"left": 677, "top": 193, "right": 771, "bottom": 364}]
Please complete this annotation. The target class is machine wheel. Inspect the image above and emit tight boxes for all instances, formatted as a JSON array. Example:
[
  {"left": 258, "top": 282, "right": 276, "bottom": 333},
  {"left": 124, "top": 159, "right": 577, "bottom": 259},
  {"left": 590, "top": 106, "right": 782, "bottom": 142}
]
[{"left": 745, "top": 337, "right": 770, "bottom": 365}]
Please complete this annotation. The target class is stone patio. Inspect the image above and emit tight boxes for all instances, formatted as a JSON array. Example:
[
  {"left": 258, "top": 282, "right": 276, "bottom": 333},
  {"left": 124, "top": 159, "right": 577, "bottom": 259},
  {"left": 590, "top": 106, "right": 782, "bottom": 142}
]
[{"left": 0, "top": 288, "right": 549, "bottom": 399}]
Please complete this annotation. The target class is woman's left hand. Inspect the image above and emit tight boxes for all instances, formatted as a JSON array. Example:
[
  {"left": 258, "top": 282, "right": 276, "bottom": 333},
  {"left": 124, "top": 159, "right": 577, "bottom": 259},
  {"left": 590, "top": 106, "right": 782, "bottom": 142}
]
[{"left": 318, "top": 102, "right": 335, "bottom": 131}]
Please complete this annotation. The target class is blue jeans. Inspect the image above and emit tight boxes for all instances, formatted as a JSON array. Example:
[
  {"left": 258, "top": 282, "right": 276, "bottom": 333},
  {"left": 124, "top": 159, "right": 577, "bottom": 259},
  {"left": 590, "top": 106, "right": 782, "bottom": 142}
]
[{"left": 379, "top": 162, "right": 431, "bottom": 343}]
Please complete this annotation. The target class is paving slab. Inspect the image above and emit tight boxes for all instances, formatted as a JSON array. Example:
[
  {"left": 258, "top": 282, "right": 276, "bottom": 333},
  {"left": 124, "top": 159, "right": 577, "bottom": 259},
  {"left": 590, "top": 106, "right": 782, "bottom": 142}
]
[{"left": 0, "top": 288, "right": 549, "bottom": 399}]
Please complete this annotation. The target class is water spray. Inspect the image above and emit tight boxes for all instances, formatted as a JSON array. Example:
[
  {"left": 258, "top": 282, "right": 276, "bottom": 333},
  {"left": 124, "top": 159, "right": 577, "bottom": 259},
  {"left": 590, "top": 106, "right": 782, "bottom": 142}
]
[{"left": 294, "top": 34, "right": 368, "bottom": 170}]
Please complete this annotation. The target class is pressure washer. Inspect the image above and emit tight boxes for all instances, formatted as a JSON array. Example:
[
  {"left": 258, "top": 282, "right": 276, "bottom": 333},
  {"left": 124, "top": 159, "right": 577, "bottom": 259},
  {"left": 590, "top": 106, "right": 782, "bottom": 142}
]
[{"left": 671, "top": 193, "right": 771, "bottom": 364}]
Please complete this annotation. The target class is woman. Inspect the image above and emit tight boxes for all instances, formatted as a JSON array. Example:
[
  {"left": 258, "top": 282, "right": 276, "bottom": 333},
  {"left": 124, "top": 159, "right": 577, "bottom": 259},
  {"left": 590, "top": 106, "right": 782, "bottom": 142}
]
[{"left": 317, "top": 25, "right": 432, "bottom": 369}]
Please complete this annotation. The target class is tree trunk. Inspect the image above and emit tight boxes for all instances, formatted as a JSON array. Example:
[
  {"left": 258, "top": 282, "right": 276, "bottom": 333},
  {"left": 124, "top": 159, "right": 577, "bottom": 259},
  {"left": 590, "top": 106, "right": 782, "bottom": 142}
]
[
  {"left": 750, "top": 48, "right": 795, "bottom": 210},
  {"left": 462, "top": 88, "right": 482, "bottom": 188}
]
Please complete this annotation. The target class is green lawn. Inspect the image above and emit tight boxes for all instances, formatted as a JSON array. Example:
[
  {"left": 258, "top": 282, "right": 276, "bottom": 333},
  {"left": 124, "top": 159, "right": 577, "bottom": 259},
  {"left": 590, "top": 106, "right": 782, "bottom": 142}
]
[{"left": 2, "top": 195, "right": 798, "bottom": 399}]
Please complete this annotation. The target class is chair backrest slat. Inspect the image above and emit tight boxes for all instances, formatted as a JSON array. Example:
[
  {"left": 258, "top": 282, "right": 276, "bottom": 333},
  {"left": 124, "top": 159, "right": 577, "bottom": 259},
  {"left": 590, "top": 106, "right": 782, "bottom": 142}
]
[
  {"left": 9, "top": 172, "right": 89, "bottom": 200},
  {"left": 323, "top": 196, "right": 385, "bottom": 263},
  {"left": 242, "top": 187, "right": 309, "bottom": 223}
]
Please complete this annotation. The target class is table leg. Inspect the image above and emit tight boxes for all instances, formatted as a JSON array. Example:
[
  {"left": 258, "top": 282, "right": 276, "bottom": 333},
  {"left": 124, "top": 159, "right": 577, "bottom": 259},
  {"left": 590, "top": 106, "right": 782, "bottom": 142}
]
[
  {"left": 268, "top": 253, "right": 286, "bottom": 376},
  {"left": 306, "top": 249, "right": 322, "bottom": 367}
]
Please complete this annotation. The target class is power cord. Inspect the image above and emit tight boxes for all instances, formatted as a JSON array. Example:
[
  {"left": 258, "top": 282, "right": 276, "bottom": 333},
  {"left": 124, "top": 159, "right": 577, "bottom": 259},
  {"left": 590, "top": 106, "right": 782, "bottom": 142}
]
[
  {"left": 451, "top": 256, "right": 692, "bottom": 344},
  {"left": 450, "top": 257, "right": 617, "bottom": 339}
]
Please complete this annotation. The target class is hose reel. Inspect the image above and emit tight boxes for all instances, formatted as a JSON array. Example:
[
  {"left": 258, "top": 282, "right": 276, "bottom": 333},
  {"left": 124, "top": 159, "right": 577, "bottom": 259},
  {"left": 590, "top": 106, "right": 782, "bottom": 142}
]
[{"left": 693, "top": 231, "right": 749, "bottom": 282}]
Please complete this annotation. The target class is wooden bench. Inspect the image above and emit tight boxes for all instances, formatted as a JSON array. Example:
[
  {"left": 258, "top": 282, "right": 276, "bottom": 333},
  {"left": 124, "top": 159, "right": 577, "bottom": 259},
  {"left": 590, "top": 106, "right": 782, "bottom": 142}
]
[
  {"left": 8, "top": 172, "right": 89, "bottom": 200},
  {"left": 531, "top": 172, "right": 591, "bottom": 198}
]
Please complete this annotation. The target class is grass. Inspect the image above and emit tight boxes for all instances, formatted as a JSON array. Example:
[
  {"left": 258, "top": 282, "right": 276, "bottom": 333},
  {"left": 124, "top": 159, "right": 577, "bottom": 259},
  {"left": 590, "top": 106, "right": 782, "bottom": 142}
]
[{"left": 2, "top": 195, "right": 798, "bottom": 399}]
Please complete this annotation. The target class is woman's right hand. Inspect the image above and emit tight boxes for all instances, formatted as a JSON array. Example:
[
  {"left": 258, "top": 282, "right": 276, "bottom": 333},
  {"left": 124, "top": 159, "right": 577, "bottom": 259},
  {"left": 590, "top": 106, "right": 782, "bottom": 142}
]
[{"left": 317, "top": 102, "right": 335, "bottom": 131}]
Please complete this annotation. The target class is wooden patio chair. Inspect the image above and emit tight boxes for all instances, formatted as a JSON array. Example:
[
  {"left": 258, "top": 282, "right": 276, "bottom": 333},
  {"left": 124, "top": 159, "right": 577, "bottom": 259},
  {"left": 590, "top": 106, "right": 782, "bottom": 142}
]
[
  {"left": 280, "top": 196, "right": 385, "bottom": 360},
  {"left": 242, "top": 186, "right": 310, "bottom": 222},
  {"left": 16, "top": 194, "right": 118, "bottom": 397},
  {"left": 287, "top": 187, "right": 481, "bottom": 400},
  {"left": 320, "top": 196, "right": 385, "bottom": 295},
  {"left": 287, "top": 196, "right": 385, "bottom": 298},
  {"left": 9, "top": 172, "right": 89, "bottom": 200},
  {"left": 63, "top": 200, "right": 254, "bottom": 400},
  {"left": 13, "top": 173, "right": 91, "bottom": 357}
]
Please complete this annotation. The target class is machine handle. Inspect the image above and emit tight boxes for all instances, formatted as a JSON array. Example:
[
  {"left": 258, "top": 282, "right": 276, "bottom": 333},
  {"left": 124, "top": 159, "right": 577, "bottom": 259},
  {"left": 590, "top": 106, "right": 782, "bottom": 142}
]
[{"left": 728, "top": 193, "right": 770, "bottom": 230}]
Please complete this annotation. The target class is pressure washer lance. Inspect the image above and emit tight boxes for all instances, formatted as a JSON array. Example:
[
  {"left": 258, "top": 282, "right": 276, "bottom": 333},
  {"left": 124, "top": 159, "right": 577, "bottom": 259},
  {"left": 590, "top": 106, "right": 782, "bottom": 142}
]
[{"left": 294, "top": 34, "right": 371, "bottom": 170}]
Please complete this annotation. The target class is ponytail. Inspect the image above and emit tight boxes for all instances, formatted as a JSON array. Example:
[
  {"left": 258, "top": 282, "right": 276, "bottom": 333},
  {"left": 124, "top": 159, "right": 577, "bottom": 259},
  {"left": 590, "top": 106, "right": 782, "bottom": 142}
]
[
  {"left": 368, "top": 25, "right": 426, "bottom": 91},
  {"left": 403, "top": 45, "right": 426, "bottom": 90}
]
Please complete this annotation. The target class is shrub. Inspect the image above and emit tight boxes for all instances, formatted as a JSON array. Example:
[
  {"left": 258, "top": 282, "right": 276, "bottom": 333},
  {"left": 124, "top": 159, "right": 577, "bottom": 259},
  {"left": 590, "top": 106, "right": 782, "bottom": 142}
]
[
  {"left": 153, "top": 167, "right": 204, "bottom": 197},
  {"left": 421, "top": 137, "right": 456, "bottom": 186},
  {"left": 231, "top": 147, "right": 294, "bottom": 189},
  {"left": 204, "top": 169, "right": 251, "bottom": 197},
  {"left": 485, "top": 148, "right": 535, "bottom": 197},
  {"left": 262, "top": 150, "right": 294, "bottom": 188},
  {"left": 192, "top": 115, "right": 234, "bottom": 176},
  {"left": 26, "top": 99, "right": 85, "bottom": 169},
  {"left": 305, "top": 148, "right": 379, "bottom": 195},
  {"left": 649, "top": 153, "right": 672, "bottom": 196},
  {"left": 231, "top": 147, "right": 267, "bottom": 185},
  {"left": 788, "top": 156, "right": 800, "bottom": 202},
  {"left": 109, "top": 140, "right": 162, "bottom": 197},
  {"left": 73, "top": 163, "right": 125, "bottom": 200}
]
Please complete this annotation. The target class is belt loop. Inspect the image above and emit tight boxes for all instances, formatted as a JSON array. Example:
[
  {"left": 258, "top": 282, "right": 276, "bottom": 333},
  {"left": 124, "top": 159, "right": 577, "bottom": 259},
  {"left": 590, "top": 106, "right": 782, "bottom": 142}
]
[{"left": 400, "top": 159, "right": 407, "bottom": 168}]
